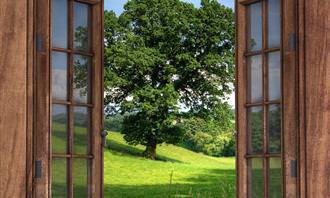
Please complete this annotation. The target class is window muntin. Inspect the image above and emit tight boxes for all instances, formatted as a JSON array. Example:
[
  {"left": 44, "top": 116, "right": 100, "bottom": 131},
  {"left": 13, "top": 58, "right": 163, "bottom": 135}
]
[
  {"left": 247, "top": 2, "right": 263, "bottom": 51},
  {"left": 52, "top": 159, "right": 68, "bottom": 198},
  {"left": 248, "top": 106, "right": 263, "bottom": 154},
  {"left": 51, "top": 1, "right": 93, "bottom": 197},
  {"left": 73, "top": 2, "right": 91, "bottom": 52},
  {"left": 73, "top": 107, "right": 90, "bottom": 154},
  {"left": 52, "top": 0, "right": 68, "bottom": 49},
  {"left": 245, "top": 0, "right": 282, "bottom": 197},
  {"left": 268, "top": 104, "right": 281, "bottom": 153},
  {"left": 267, "top": 0, "right": 281, "bottom": 48},
  {"left": 52, "top": 52, "right": 68, "bottom": 100},
  {"left": 73, "top": 55, "right": 91, "bottom": 103},
  {"left": 268, "top": 51, "right": 281, "bottom": 101},
  {"left": 269, "top": 158, "right": 282, "bottom": 197},
  {"left": 73, "top": 159, "right": 89, "bottom": 197},
  {"left": 52, "top": 105, "right": 69, "bottom": 153},
  {"left": 249, "top": 158, "right": 264, "bottom": 198},
  {"left": 247, "top": 55, "right": 263, "bottom": 103}
]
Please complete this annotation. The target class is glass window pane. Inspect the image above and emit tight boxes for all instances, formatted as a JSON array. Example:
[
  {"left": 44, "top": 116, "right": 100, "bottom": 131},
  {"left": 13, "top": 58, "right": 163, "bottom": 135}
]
[
  {"left": 269, "top": 158, "right": 282, "bottom": 198},
  {"left": 73, "top": 159, "right": 89, "bottom": 198},
  {"left": 268, "top": 0, "right": 281, "bottom": 48},
  {"left": 73, "top": 55, "right": 91, "bottom": 103},
  {"left": 248, "top": 106, "right": 263, "bottom": 154},
  {"left": 52, "top": 51, "right": 68, "bottom": 100},
  {"left": 52, "top": 159, "right": 67, "bottom": 198},
  {"left": 52, "top": 105, "right": 68, "bottom": 153},
  {"left": 249, "top": 158, "right": 264, "bottom": 198},
  {"left": 248, "top": 55, "right": 263, "bottom": 103},
  {"left": 268, "top": 51, "right": 281, "bottom": 101},
  {"left": 74, "top": 2, "right": 91, "bottom": 51},
  {"left": 73, "top": 107, "right": 90, "bottom": 154},
  {"left": 52, "top": 0, "right": 68, "bottom": 48},
  {"left": 248, "top": 2, "right": 262, "bottom": 51},
  {"left": 268, "top": 105, "right": 281, "bottom": 153}
]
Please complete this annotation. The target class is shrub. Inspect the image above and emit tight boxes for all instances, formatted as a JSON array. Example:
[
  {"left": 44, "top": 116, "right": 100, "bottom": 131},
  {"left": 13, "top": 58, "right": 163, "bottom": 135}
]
[
  {"left": 104, "top": 114, "right": 124, "bottom": 132},
  {"left": 179, "top": 117, "right": 235, "bottom": 157}
]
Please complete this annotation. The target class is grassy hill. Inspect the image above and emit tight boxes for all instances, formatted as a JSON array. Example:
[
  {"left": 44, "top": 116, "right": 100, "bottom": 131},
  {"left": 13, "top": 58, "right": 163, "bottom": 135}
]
[{"left": 104, "top": 132, "right": 236, "bottom": 198}]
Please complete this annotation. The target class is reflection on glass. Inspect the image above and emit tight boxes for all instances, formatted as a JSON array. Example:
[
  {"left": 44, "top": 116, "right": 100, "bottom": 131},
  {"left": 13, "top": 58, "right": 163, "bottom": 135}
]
[
  {"left": 73, "top": 107, "right": 90, "bottom": 154},
  {"left": 248, "top": 106, "right": 263, "bottom": 154},
  {"left": 269, "top": 158, "right": 282, "bottom": 198},
  {"left": 248, "top": 55, "right": 263, "bottom": 103},
  {"left": 249, "top": 158, "right": 264, "bottom": 198},
  {"left": 73, "top": 55, "right": 91, "bottom": 103},
  {"left": 52, "top": 159, "right": 67, "bottom": 198},
  {"left": 269, "top": 105, "right": 281, "bottom": 153},
  {"left": 52, "top": 52, "right": 68, "bottom": 100},
  {"left": 52, "top": 0, "right": 68, "bottom": 48},
  {"left": 248, "top": 2, "right": 262, "bottom": 51},
  {"left": 268, "top": 51, "right": 281, "bottom": 101},
  {"left": 52, "top": 105, "right": 68, "bottom": 153},
  {"left": 268, "top": 0, "right": 281, "bottom": 48},
  {"left": 74, "top": 2, "right": 90, "bottom": 51},
  {"left": 73, "top": 159, "right": 88, "bottom": 198}
]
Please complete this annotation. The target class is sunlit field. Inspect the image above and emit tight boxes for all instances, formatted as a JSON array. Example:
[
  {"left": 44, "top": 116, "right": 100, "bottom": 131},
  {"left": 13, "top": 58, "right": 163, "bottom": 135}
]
[{"left": 104, "top": 132, "right": 236, "bottom": 198}]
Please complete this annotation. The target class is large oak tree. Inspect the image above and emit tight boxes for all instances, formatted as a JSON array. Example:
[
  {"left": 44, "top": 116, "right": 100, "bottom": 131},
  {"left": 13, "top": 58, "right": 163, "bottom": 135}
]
[{"left": 104, "top": 0, "right": 234, "bottom": 159}]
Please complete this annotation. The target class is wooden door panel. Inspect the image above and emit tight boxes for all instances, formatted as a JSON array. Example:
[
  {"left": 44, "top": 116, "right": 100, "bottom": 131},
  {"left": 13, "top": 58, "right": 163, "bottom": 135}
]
[
  {"left": 282, "top": 0, "right": 298, "bottom": 197},
  {"left": 33, "top": 0, "right": 104, "bottom": 197},
  {"left": 34, "top": 0, "right": 51, "bottom": 197},
  {"left": 0, "top": 0, "right": 28, "bottom": 197},
  {"left": 304, "top": 0, "right": 330, "bottom": 197},
  {"left": 236, "top": 0, "right": 298, "bottom": 197}
]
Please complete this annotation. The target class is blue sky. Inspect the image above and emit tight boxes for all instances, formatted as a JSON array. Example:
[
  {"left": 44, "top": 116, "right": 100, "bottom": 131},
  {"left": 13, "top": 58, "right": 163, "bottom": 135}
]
[{"left": 105, "top": 0, "right": 234, "bottom": 15}]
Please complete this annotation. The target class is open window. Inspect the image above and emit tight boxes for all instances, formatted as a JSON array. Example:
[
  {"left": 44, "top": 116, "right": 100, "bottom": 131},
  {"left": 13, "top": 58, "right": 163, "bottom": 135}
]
[
  {"left": 33, "top": 0, "right": 104, "bottom": 197},
  {"left": 236, "top": 0, "right": 298, "bottom": 197}
]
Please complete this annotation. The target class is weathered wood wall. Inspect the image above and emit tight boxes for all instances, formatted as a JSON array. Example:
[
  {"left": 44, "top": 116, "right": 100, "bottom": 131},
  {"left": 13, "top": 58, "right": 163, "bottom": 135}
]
[
  {"left": 0, "top": 0, "right": 28, "bottom": 197},
  {"left": 301, "top": 0, "right": 330, "bottom": 197}
]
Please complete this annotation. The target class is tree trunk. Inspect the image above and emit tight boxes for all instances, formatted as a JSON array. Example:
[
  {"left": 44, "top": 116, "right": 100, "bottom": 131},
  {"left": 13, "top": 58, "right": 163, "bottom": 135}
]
[{"left": 143, "top": 143, "right": 157, "bottom": 160}]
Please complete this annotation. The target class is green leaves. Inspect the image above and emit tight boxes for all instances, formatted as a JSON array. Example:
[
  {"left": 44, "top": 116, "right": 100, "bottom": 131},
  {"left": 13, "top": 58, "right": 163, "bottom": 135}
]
[
  {"left": 104, "top": 0, "right": 235, "bottom": 155},
  {"left": 179, "top": 102, "right": 235, "bottom": 157}
]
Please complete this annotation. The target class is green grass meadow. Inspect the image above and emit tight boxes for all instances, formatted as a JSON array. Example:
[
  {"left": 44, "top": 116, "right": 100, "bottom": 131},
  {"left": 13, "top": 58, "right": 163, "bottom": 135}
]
[
  {"left": 51, "top": 120, "right": 282, "bottom": 198},
  {"left": 104, "top": 132, "right": 236, "bottom": 198}
]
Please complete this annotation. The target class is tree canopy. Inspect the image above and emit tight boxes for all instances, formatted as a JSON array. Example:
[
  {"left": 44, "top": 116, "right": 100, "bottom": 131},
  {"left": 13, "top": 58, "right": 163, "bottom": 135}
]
[{"left": 104, "top": 0, "right": 235, "bottom": 159}]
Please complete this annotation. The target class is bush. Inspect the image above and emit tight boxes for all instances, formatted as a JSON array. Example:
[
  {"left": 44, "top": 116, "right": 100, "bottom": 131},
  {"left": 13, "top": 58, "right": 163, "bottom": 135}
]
[
  {"left": 105, "top": 114, "right": 124, "bottom": 132},
  {"left": 179, "top": 117, "right": 235, "bottom": 157}
]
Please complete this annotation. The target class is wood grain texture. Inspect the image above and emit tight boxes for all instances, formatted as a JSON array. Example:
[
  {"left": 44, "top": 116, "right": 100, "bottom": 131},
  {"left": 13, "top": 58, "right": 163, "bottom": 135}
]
[
  {"left": 297, "top": 0, "right": 307, "bottom": 197},
  {"left": 235, "top": 1, "right": 248, "bottom": 197},
  {"left": 304, "top": 0, "right": 330, "bottom": 197},
  {"left": 282, "top": 0, "right": 298, "bottom": 197},
  {"left": 90, "top": 2, "right": 104, "bottom": 197},
  {"left": 26, "top": 0, "right": 35, "bottom": 197},
  {"left": 33, "top": 0, "right": 51, "bottom": 197},
  {"left": 0, "top": 0, "right": 27, "bottom": 197}
]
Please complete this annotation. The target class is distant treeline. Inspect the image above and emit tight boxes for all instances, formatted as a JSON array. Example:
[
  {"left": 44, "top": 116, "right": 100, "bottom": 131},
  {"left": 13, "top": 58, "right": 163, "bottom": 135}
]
[{"left": 105, "top": 114, "right": 235, "bottom": 157}]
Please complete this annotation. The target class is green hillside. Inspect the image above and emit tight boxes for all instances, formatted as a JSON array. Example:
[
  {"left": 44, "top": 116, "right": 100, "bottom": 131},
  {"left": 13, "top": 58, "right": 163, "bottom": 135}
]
[{"left": 104, "top": 132, "right": 236, "bottom": 198}]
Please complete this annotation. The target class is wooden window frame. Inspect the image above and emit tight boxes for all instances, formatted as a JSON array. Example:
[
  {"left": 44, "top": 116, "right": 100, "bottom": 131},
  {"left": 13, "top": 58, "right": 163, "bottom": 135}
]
[
  {"left": 33, "top": 0, "right": 104, "bottom": 197},
  {"left": 236, "top": 0, "right": 298, "bottom": 197},
  {"left": 50, "top": 1, "right": 95, "bottom": 197},
  {"left": 244, "top": 1, "right": 282, "bottom": 197}
]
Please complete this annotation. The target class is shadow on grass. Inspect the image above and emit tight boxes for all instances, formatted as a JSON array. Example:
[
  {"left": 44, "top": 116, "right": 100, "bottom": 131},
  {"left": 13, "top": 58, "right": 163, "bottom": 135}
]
[
  {"left": 107, "top": 139, "right": 183, "bottom": 163},
  {"left": 182, "top": 169, "right": 235, "bottom": 184},
  {"left": 104, "top": 169, "right": 236, "bottom": 198}
]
